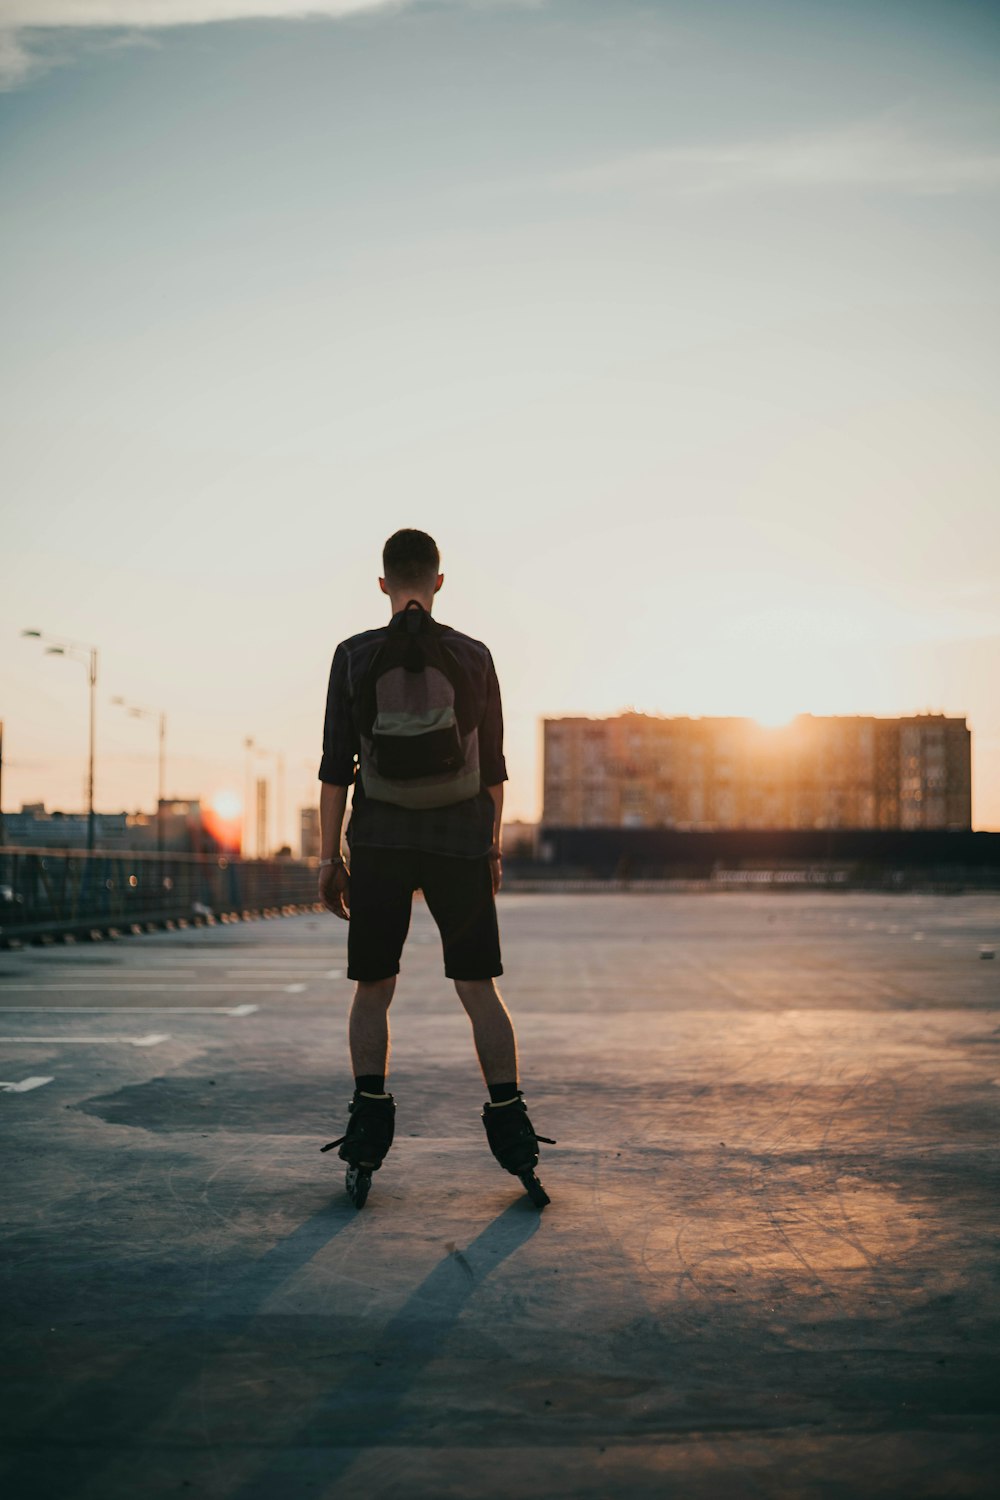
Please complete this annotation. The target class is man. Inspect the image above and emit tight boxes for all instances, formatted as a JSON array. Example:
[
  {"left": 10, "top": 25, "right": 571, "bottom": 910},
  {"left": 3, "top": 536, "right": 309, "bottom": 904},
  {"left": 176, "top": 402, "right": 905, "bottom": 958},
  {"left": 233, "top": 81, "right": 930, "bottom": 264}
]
[{"left": 317, "top": 529, "right": 551, "bottom": 1207}]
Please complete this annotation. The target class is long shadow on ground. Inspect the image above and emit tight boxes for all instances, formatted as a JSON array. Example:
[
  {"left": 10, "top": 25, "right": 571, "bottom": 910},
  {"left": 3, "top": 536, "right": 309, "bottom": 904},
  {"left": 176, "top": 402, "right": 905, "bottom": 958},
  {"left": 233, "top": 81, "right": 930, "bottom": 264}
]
[
  {"left": 0, "top": 1194, "right": 357, "bottom": 1498},
  {"left": 228, "top": 1200, "right": 542, "bottom": 1499}
]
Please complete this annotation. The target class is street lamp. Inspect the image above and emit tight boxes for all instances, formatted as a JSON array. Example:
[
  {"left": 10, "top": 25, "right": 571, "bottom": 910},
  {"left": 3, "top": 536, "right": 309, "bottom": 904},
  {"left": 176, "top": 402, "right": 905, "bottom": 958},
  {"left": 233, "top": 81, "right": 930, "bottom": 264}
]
[
  {"left": 111, "top": 696, "right": 167, "bottom": 852},
  {"left": 21, "top": 629, "right": 99, "bottom": 853}
]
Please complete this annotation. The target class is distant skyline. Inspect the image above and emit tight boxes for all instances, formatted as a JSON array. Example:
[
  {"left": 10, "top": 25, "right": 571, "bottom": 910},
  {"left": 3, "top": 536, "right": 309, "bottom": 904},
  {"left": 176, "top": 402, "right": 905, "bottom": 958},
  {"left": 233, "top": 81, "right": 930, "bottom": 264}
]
[{"left": 2, "top": 0, "right": 999, "bottom": 834}]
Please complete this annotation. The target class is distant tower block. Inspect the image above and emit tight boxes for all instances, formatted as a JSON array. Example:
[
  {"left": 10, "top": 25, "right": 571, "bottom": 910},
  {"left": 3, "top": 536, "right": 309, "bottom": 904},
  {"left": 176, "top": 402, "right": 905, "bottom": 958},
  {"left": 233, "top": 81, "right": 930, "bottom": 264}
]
[
  {"left": 256, "top": 777, "right": 268, "bottom": 858},
  {"left": 300, "top": 805, "right": 321, "bottom": 860},
  {"left": 541, "top": 713, "right": 972, "bottom": 831}
]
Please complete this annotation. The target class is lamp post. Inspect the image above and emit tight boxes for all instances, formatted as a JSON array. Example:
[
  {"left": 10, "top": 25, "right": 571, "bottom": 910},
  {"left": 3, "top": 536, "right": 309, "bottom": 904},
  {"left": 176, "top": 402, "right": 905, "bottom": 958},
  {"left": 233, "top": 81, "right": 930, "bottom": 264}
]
[
  {"left": 21, "top": 629, "right": 99, "bottom": 853},
  {"left": 111, "top": 697, "right": 167, "bottom": 852}
]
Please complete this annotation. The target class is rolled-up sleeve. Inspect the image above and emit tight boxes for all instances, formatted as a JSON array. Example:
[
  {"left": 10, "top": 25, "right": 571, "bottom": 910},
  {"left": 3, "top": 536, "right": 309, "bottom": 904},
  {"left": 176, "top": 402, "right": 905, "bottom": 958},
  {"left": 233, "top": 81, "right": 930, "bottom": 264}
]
[
  {"left": 479, "top": 649, "right": 508, "bottom": 786},
  {"left": 318, "top": 645, "right": 357, "bottom": 786}
]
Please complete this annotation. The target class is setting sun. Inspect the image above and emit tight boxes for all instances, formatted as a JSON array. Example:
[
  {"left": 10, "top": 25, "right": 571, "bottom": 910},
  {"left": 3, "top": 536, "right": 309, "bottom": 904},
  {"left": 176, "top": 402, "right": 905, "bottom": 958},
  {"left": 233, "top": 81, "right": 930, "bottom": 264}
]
[
  {"left": 202, "top": 789, "right": 242, "bottom": 852},
  {"left": 210, "top": 790, "right": 242, "bottom": 821}
]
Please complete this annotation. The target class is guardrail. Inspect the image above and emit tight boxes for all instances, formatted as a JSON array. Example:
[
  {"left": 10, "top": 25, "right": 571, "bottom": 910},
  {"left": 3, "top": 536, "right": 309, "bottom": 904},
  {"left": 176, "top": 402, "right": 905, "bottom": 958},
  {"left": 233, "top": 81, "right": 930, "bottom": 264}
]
[
  {"left": 502, "top": 872, "right": 853, "bottom": 892},
  {"left": 0, "top": 847, "right": 321, "bottom": 945}
]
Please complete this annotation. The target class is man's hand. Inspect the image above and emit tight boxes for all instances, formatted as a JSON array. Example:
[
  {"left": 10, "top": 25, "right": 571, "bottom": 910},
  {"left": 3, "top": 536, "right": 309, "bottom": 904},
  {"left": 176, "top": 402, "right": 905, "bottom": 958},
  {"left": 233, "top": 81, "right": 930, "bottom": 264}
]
[
  {"left": 319, "top": 861, "right": 350, "bottom": 920},
  {"left": 488, "top": 849, "right": 502, "bottom": 896}
]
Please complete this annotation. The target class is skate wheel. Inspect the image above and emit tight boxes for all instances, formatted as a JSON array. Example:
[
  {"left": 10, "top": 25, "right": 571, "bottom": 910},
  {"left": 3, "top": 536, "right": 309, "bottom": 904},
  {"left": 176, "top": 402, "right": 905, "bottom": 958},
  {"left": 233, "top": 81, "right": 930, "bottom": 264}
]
[
  {"left": 519, "top": 1170, "right": 550, "bottom": 1209},
  {"left": 345, "top": 1166, "right": 371, "bottom": 1209}
]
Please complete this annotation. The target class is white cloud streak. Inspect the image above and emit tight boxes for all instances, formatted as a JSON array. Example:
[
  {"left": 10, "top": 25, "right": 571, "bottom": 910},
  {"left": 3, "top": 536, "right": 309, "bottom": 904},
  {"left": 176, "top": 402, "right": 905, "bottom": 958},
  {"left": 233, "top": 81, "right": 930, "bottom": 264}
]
[
  {"left": 0, "top": 0, "right": 418, "bottom": 85},
  {"left": 554, "top": 121, "right": 1000, "bottom": 197},
  {"left": 0, "top": 1, "right": 400, "bottom": 21}
]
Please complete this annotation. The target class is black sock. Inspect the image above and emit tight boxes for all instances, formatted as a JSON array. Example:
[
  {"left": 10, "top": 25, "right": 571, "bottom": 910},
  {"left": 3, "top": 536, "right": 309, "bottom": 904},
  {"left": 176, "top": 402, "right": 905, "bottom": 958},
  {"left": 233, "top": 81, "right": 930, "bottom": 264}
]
[
  {"left": 355, "top": 1074, "right": 385, "bottom": 1095},
  {"left": 488, "top": 1081, "right": 519, "bottom": 1104}
]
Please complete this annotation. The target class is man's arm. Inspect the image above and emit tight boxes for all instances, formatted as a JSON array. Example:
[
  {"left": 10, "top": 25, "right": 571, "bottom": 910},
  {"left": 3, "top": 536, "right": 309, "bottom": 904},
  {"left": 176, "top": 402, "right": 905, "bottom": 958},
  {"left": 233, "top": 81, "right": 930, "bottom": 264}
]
[
  {"left": 486, "top": 782, "right": 504, "bottom": 849},
  {"left": 480, "top": 648, "right": 508, "bottom": 895},
  {"left": 478, "top": 649, "right": 508, "bottom": 789},
  {"left": 318, "top": 783, "right": 350, "bottom": 919},
  {"left": 486, "top": 782, "right": 504, "bottom": 893},
  {"left": 320, "top": 782, "right": 348, "bottom": 862},
  {"left": 317, "top": 644, "right": 356, "bottom": 920}
]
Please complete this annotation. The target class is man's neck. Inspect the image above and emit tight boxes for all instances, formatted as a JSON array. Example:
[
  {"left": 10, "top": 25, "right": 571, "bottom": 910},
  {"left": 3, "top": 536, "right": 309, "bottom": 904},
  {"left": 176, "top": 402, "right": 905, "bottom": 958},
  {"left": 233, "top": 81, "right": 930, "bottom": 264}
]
[{"left": 389, "top": 596, "right": 434, "bottom": 617}]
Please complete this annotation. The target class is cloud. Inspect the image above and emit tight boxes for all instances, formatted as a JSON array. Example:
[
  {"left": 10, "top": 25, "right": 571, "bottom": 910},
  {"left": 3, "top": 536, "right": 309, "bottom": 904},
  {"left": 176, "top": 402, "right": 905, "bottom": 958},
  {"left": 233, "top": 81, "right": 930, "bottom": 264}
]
[
  {"left": 0, "top": 0, "right": 420, "bottom": 87},
  {"left": 0, "top": 0, "right": 400, "bottom": 19},
  {"left": 554, "top": 120, "right": 1000, "bottom": 197},
  {"left": 0, "top": 22, "right": 34, "bottom": 84}
]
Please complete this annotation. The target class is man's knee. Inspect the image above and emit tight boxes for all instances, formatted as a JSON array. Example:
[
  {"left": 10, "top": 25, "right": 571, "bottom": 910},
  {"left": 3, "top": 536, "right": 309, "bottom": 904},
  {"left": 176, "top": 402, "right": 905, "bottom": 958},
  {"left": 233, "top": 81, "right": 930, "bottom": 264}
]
[
  {"left": 453, "top": 977, "right": 499, "bottom": 1010},
  {"left": 354, "top": 977, "right": 396, "bottom": 1008}
]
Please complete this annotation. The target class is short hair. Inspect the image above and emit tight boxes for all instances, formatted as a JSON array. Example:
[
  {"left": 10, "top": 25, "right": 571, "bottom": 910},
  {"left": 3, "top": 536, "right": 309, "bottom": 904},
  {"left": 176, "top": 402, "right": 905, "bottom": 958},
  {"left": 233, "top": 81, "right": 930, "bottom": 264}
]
[{"left": 382, "top": 529, "right": 440, "bottom": 590}]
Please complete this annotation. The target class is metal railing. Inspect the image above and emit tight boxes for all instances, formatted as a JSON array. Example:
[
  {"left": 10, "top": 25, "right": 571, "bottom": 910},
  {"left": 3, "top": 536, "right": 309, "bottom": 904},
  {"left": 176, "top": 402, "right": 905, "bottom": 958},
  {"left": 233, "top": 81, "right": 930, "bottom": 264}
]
[{"left": 0, "top": 847, "right": 321, "bottom": 944}]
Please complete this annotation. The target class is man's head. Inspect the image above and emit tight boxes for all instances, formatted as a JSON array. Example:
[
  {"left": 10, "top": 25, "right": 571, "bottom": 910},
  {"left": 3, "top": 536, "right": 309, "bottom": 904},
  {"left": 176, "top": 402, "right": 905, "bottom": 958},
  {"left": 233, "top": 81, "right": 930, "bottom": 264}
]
[{"left": 380, "top": 529, "right": 444, "bottom": 611}]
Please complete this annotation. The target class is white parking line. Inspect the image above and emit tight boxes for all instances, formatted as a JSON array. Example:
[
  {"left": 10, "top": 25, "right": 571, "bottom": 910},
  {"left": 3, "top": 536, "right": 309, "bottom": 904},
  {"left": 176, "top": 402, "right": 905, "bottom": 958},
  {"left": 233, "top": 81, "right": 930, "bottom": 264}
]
[
  {"left": 10, "top": 968, "right": 202, "bottom": 977},
  {"left": 224, "top": 968, "right": 337, "bottom": 975},
  {"left": 0, "top": 1076, "right": 54, "bottom": 1093},
  {"left": 219, "top": 971, "right": 338, "bottom": 983},
  {"left": 0, "top": 1034, "right": 170, "bottom": 1047},
  {"left": 0, "top": 984, "right": 296, "bottom": 992},
  {"left": 0, "top": 1004, "right": 258, "bottom": 1017}
]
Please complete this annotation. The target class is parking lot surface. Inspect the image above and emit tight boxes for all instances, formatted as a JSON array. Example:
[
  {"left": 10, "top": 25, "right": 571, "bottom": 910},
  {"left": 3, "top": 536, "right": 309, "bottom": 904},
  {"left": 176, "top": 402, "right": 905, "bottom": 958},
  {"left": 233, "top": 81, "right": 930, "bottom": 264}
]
[{"left": 1, "top": 891, "right": 998, "bottom": 1498}]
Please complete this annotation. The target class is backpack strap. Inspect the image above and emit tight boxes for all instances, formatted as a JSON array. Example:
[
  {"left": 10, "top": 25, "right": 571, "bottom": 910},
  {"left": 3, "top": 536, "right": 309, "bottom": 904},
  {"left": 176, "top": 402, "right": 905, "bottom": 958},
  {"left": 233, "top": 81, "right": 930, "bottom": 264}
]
[
  {"left": 356, "top": 605, "right": 434, "bottom": 735},
  {"left": 400, "top": 600, "right": 430, "bottom": 669},
  {"left": 356, "top": 606, "right": 475, "bottom": 736}
]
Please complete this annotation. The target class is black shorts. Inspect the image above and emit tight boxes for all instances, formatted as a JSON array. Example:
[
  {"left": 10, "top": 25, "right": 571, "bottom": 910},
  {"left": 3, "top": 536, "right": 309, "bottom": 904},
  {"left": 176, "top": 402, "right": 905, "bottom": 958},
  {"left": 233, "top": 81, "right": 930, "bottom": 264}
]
[{"left": 347, "top": 846, "right": 503, "bottom": 983}]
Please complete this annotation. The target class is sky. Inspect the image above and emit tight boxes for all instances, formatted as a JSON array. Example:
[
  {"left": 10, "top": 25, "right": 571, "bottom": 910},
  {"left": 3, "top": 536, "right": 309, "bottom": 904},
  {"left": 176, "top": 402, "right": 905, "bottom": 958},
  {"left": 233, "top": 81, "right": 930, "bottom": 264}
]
[{"left": 2, "top": 0, "right": 999, "bottom": 841}]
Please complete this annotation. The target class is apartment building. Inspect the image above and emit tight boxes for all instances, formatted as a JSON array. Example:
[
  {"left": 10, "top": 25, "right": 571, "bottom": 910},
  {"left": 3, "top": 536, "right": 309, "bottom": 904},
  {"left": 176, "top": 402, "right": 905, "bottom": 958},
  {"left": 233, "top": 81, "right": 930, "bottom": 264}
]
[
  {"left": 300, "top": 806, "right": 321, "bottom": 860},
  {"left": 542, "top": 713, "right": 971, "bottom": 831}
]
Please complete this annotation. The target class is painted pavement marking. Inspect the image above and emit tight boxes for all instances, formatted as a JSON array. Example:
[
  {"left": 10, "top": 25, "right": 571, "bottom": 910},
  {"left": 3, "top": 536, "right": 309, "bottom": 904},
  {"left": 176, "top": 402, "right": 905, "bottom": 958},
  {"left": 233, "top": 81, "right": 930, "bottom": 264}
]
[
  {"left": 7, "top": 968, "right": 203, "bottom": 976},
  {"left": 0, "top": 1034, "right": 171, "bottom": 1047},
  {"left": 0, "top": 1076, "right": 54, "bottom": 1093},
  {"left": 0, "top": 984, "right": 298, "bottom": 993},
  {"left": 0, "top": 1004, "right": 259, "bottom": 1017},
  {"left": 223, "top": 967, "right": 339, "bottom": 974}
]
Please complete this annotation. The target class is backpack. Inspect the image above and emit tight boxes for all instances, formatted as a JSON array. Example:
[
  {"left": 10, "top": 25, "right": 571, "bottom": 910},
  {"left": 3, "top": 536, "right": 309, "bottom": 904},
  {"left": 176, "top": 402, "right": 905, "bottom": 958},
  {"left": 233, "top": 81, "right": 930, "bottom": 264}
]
[{"left": 357, "top": 602, "right": 482, "bottom": 810}]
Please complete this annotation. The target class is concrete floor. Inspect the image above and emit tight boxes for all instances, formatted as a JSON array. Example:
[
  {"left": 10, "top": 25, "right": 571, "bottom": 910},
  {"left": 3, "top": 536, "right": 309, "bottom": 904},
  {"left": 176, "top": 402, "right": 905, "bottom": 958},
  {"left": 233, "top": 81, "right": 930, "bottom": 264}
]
[{"left": 1, "top": 891, "right": 998, "bottom": 1498}]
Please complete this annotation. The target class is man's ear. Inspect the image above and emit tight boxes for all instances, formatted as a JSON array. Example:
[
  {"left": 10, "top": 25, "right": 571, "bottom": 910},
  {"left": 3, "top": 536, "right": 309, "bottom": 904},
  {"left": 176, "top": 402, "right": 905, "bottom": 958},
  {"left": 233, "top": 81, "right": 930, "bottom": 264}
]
[
  {"left": 378, "top": 577, "right": 390, "bottom": 596},
  {"left": 434, "top": 573, "right": 444, "bottom": 594}
]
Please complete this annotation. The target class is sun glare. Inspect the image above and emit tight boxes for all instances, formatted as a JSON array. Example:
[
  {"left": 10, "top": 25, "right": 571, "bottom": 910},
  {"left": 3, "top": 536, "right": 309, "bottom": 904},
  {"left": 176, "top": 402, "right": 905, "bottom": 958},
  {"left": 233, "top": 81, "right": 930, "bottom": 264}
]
[
  {"left": 211, "top": 790, "right": 242, "bottom": 821},
  {"left": 203, "top": 789, "right": 243, "bottom": 854}
]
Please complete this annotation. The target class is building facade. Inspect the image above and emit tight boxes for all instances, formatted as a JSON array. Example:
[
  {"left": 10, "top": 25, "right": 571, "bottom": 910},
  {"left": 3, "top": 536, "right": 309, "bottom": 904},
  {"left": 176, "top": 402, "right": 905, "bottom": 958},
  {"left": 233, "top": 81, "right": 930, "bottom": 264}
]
[
  {"left": 299, "top": 806, "right": 321, "bottom": 860},
  {"left": 542, "top": 713, "right": 972, "bottom": 831},
  {"left": 3, "top": 799, "right": 229, "bottom": 853}
]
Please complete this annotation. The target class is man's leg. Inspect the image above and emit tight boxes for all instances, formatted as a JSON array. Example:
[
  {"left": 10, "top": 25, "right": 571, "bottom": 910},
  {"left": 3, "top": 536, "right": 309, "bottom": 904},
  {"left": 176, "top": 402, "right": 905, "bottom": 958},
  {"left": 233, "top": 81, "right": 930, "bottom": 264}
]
[
  {"left": 417, "top": 852, "right": 507, "bottom": 1083},
  {"left": 349, "top": 977, "right": 396, "bottom": 1081},
  {"left": 345, "top": 846, "right": 416, "bottom": 1090},
  {"left": 330, "top": 978, "right": 397, "bottom": 1184},
  {"left": 457, "top": 977, "right": 551, "bottom": 1195},
  {"left": 453, "top": 978, "right": 517, "bottom": 1086}
]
